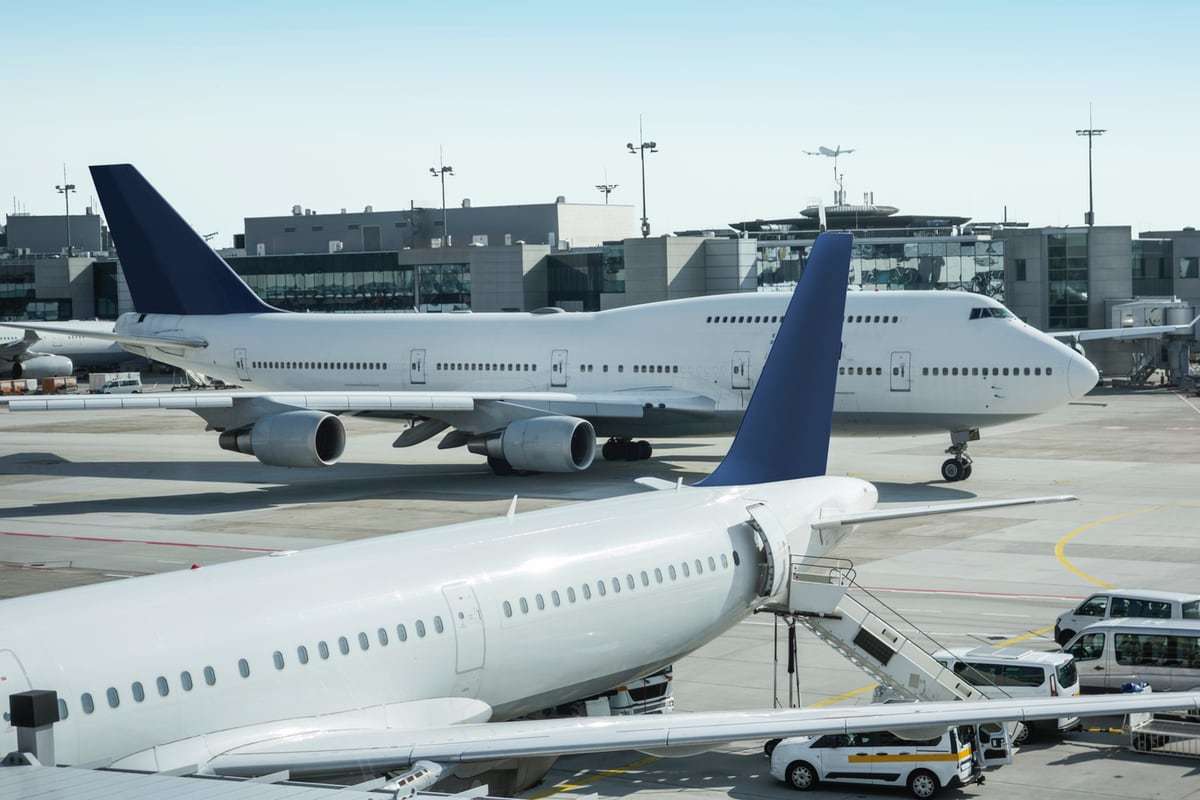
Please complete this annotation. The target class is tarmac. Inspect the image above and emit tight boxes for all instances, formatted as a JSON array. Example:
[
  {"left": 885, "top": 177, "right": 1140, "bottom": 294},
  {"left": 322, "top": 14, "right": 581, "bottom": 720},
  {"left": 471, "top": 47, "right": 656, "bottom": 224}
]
[{"left": 3, "top": 384, "right": 1200, "bottom": 799}]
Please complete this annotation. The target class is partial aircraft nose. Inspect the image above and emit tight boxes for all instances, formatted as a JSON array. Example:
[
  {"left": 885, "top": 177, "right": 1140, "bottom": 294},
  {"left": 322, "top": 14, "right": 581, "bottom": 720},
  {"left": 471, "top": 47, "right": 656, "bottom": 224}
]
[{"left": 1067, "top": 351, "right": 1100, "bottom": 399}]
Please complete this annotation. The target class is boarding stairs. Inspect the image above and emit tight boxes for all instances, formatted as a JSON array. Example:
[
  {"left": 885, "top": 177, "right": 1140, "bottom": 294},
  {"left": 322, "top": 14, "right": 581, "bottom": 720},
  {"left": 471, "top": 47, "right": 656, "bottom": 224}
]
[{"left": 765, "top": 556, "right": 984, "bottom": 704}]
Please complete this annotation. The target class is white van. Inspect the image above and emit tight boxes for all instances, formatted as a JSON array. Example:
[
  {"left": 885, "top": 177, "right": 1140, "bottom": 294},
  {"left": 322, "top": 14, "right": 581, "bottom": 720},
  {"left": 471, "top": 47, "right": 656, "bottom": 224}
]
[
  {"left": 932, "top": 646, "right": 1080, "bottom": 738},
  {"left": 769, "top": 727, "right": 981, "bottom": 798},
  {"left": 1064, "top": 618, "right": 1200, "bottom": 693},
  {"left": 1055, "top": 590, "right": 1200, "bottom": 645},
  {"left": 90, "top": 371, "right": 143, "bottom": 394}
]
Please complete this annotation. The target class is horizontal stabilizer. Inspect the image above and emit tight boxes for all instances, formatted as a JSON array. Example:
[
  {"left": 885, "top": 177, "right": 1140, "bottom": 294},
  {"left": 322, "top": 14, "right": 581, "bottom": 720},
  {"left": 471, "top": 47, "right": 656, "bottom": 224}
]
[
  {"left": 0, "top": 321, "right": 208, "bottom": 350},
  {"left": 812, "top": 494, "right": 1076, "bottom": 529}
]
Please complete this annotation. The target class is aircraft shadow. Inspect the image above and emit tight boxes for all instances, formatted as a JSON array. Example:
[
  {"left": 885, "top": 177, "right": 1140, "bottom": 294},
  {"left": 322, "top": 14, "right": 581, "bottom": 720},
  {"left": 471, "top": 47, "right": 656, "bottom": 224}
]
[{"left": 872, "top": 481, "right": 975, "bottom": 502}]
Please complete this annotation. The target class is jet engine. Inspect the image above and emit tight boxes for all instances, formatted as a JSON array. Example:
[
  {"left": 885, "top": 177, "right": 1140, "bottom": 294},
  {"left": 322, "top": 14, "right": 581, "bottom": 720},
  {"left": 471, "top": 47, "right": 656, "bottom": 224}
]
[
  {"left": 9, "top": 354, "right": 74, "bottom": 379},
  {"left": 218, "top": 410, "right": 346, "bottom": 468},
  {"left": 468, "top": 416, "right": 596, "bottom": 473}
]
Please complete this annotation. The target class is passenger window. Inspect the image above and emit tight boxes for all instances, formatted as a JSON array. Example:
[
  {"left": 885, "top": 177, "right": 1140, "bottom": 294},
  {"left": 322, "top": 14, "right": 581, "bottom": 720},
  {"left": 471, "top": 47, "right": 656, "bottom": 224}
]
[
  {"left": 378, "top": 627, "right": 389, "bottom": 645},
  {"left": 519, "top": 598, "right": 529, "bottom": 613},
  {"left": 180, "top": 671, "right": 194, "bottom": 691},
  {"left": 319, "top": 641, "right": 331, "bottom": 658},
  {"left": 1077, "top": 595, "right": 1108, "bottom": 617},
  {"left": 681, "top": 562, "right": 691, "bottom": 577},
  {"left": 238, "top": 658, "right": 250, "bottom": 677},
  {"left": 1184, "top": 601, "right": 1200, "bottom": 620},
  {"left": 204, "top": 666, "right": 216, "bottom": 685},
  {"left": 1035, "top": 367, "right": 1042, "bottom": 375},
  {"left": 1002, "top": 368, "right": 1009, "bottom": 376},
  {"left": 81, "top": 693, "right": 94, "bottom": 714},
  {"left": 720, "top": 554, "right": 729, "bottom": 568},
  {"left": 503, "top": 601, "right": 513, "bottom": 617},
  {"left": 298, "top": 645, "right": 309, "bottom": 664},
  {"left": 655, "top": 567, "right": 664, "bottom": 583},
  {"left": 668, "top": 565, "right": 677, "bottom": 580},
  {"left": 338, "top": 636, "right": 350, "bottom": 655},
  {"left": 416, "top": 620, "right": 427, "bottom": 637},
  {"left": 567, "top": 587, "right": 576, "bottom": 603},
  {"left": 1046, "top": 367, "right": 1053, "bottom": 375},
  {"left": 536, "top": 593, "right": 546, "bottom": 610},
  {"left": 598, "top": 580, "right": 607, "bottom": 597},
  {"left": 106, "top": 688, "right": 120, "bottom": 708},
  {"left": 922, "top": 367, "right": 928, "bottom": 375},
  {"left": 695, "top": 559, "right": 703, "bottom": 574},
  {"left": 156, "top": 676, "right": 169, "bottom": 697},
  {"left": 131, "top": 682, "right": 145, "bottom": 702},
  {"left": 396, "top": 625, "right": 408, "bottom": 642},
  {"left": 1069, "top": 632, "right": 1105, "bottom": 661},
  {"left": 434, "top": 616, "right": 445, "bottom": 633},
  {"left": 640, "top": 571, "right": 649, "bottom": 587},
  {"left": 273, "top": 651, "right": 285, "bottom": 670},
  {"left": 612, "top": 577, "right": 621, "bottom": 593},
  {"left": 1024, "top": 367, "right": 1031, "bottom": 375},
  {"left": 57, "top": 698, "right": 68, "bottom": 720},
  {"left": 627, "top": 574, "right": 636, "bottom": 589},
  {"left": 733, "top": 551, "right": 741, "bottom": 566},
  {"left": 582, "top": 583, "right": 592, "bottom": 600},
  {"left": 708, "top": 556, "right": 717, "bottom": 571},
  {"left": 552, "top": 590, "right": 561, "bottom": 606}
]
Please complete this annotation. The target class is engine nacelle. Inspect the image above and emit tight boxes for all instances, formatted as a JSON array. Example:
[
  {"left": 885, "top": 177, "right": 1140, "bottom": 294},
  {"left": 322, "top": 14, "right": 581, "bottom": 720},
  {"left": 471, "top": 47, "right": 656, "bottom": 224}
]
[
  {"left": 468, "top": 416, "right": 596, "bottom": 473},
  {"left": 218, "top": 410, "right": 346, "bottom": 468},
  {"left": 10, "top": 354, "right": 74, "bottom": 379}
]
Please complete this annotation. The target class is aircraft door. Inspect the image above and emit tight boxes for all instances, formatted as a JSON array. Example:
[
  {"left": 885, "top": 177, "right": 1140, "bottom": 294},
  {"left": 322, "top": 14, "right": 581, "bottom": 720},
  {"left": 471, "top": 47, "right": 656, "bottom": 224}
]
[
  {"left": 234, "top": 348, "right": 250, "bottom": 382},
  {"left": 551, "top": 349, "right": 568, "bottom": 387},
  {"left": 410, "top": 348, "right": 427, "bottom": 385},
  {"left": 732, "top": 350, "right": 751, "bottom": 390},
  {"left": 0, "top": 650, "right": 31, "bottom": 695},
  {"left": 442, "top": 582, "right": 486, "bottom": 696},
  {"left": 889, "top": 351, "right": 911, "bottom": 392}
]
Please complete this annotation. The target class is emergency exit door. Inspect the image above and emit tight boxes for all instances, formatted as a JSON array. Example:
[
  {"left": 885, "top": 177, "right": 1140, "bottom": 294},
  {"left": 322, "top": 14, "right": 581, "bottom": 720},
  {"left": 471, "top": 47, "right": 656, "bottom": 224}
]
[
  {"left": 732, "top": 351, "right": 751, "bottom": 389},
  {"left": 889, "top": 351, "right": 911, "bottom": 392},
  {"left": 234, "top": 348, "right": 250, "bottom": 381},
  {"left": 442, "top": 582, "right": 486, "bottom": 697},
  {"left": 551, "top": 349, "right": 568, "bottom": 387},
  {"left": 410, "top": 348, "right": 426, "bottom": 385}
]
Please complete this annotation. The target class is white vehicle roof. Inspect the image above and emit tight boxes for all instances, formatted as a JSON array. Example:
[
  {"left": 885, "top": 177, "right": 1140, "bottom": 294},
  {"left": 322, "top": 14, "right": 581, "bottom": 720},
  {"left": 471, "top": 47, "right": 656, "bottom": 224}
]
[
  {"left": 1082, "top": 618, "right": 1200, "bottom": 633},
  {"left": 1085, "top": 589, "right": 1200, "bottom": 603},
  {"left": 937, "top": 646, "right": 1071, "bottom": 665}
]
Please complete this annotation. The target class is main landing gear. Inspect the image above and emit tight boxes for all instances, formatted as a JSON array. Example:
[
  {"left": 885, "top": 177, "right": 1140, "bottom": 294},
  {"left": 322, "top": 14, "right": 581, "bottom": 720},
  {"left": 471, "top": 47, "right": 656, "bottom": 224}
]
[
  {"left": 940, "top": 428, "right": 980, "bottom": 482},
  {"left": 601, "top": 437, "right": 653, "bottom": 461}
]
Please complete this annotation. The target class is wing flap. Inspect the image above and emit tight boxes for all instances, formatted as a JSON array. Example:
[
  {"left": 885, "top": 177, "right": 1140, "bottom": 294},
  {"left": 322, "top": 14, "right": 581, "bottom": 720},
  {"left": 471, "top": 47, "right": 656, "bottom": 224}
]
[
  {"left": 813, "top": 495, "right": 1076, "bottom": 530},
  {"left": 207, "top": 692, "right": 1200, "bottom": 777},
  {"left": 0, "top": 321, "right": 207, "bottom": 349}
]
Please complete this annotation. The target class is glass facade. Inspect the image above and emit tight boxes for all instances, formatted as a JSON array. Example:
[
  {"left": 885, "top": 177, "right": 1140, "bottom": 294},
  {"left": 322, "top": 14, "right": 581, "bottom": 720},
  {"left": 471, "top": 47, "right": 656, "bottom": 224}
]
[
  {"left": 1047, "top": 233, "right": 1089, "bottom": 329},
  {"left": 227, "top": 252, "right": 416, "bottom": 312},
  {"left": 546, "top": 244, "right": 626, "bottom": 311},
  {"left": 93, "top": 260, "right": 120, "bottom": 319},
  {"left": 0, "top": 262, "right": 37, "bottom": 320},
  {"left": 758, "top": 239, "right": 1005, "bottom": 300},
  {"left": 416, "top": 263, "right": 471, "bottom": 312},
  {"left": 1132, "top": 239, "right": 1173, "bottom": 296}
]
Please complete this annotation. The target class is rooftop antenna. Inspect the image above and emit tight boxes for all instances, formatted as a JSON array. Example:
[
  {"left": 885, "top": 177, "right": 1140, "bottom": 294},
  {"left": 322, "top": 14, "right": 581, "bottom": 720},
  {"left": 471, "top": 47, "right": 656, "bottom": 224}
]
[
  {"left": 803, "top": 145, "right": 855, "bottom": 205},
  {"left": 1075, "top": 104, "right": 1106, "bottom": 226},
  {"left": 595, "top": 168, "right": 618, "bottom": 204},
  {"left": 55, "top": 164, "right": 76, "bottom": 256}
]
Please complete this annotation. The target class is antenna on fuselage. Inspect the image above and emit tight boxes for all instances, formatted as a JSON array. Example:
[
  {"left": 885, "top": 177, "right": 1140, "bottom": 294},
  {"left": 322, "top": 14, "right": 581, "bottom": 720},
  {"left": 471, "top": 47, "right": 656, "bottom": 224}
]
[{"left": 507, "top": 495, "right": 518, "bottom": 518}]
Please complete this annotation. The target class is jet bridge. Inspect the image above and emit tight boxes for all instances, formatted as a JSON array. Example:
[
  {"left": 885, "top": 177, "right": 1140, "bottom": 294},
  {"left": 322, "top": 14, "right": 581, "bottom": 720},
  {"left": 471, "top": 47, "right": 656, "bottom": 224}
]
[{"left": 762, "top": 556, "right": 1014, "bottom": 765}]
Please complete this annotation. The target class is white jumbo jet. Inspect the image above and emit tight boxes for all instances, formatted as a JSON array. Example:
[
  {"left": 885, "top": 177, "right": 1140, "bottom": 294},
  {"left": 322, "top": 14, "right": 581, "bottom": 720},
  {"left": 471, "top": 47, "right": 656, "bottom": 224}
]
[
  {"left": 1, "top": 233, "right": 1195, "bottom": 785},
  {"left": 5, "top": 165, "right": 1102, "bottom": 482},
  {"left": 0, "top": 320, "right": 128, "bottom": 379}
]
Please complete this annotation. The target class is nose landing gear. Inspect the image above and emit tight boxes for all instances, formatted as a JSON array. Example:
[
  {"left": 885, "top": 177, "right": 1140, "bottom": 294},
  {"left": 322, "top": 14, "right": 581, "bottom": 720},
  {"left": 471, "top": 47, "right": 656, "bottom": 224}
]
[
  {"left": 941, "top": 428, "right": 979, "bottom": 482},
  {"left": 601, "top": 437, "right": 653, "bottom": 461}
]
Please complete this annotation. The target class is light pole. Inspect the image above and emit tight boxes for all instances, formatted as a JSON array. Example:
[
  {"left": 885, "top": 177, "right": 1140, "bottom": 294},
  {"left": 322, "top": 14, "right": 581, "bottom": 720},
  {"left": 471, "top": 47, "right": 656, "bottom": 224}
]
[
  {"left": 55, "top": 165, "right": 76, "bottom": 256},
  {"left": 1075, "top": 108, "right": 1105, "bottom": 227},
  {"left": 429, "top": 147, "right": 454, "bottom": 246},
  {"left": 626, "top": 117, "right": 657, "bottom": 238},
  {"left": 595, "top": 169, "right": 618, "bottom": 204}
]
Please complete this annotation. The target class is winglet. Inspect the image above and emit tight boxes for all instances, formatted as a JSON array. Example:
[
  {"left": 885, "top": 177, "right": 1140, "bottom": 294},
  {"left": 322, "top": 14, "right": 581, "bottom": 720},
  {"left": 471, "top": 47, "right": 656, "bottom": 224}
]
[
  {"left": 89, "top": 164, "right": 279, "bottom": 316},
  {"left": 699, "top": 232, "right": 852, "bottom": 486}
]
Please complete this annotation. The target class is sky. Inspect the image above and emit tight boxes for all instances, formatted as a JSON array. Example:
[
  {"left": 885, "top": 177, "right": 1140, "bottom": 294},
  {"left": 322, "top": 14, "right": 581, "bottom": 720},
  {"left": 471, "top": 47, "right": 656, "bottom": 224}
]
[{"left": 3, "top": 1, "right": 1199, "bottom": 247}]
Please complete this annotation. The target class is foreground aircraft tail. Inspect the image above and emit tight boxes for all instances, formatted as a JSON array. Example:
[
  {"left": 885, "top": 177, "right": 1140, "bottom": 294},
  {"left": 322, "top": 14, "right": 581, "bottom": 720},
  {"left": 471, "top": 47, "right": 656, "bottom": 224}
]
[
  {"left": 89, "top": 164, "right": 279, "bottom": 316},
  {"left": 700, "top": 232, "right": 852, "bottom": 487}
]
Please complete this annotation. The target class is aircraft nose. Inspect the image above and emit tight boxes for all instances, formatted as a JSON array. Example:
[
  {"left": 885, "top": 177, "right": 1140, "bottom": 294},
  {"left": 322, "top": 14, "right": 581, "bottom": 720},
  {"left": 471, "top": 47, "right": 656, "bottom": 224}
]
[{"left": 1067, "top": 352, "right": 1099, "bottom": 399}]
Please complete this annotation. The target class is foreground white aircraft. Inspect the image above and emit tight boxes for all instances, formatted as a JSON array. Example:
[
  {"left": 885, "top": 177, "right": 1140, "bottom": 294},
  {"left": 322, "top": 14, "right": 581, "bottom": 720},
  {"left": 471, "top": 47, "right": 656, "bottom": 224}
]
[
  {"left": 0, "top": 319, "right": 127, "bottom": 379},
  {"left": 4, "top": 166, "right": 1102, "bottom": 482},
  {"left": 1, "top": 233, "right": 1194, "bottom": 786}
]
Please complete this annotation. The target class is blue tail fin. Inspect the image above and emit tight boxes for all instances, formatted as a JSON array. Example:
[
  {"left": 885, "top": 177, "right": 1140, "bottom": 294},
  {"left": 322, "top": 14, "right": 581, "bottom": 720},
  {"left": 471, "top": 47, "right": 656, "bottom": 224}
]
[
  {"left": 699, "top": 232, "right": 852, "bottom": 486},
  {"left": 89, "top": 164, "right": 278, "bottom": 315}
]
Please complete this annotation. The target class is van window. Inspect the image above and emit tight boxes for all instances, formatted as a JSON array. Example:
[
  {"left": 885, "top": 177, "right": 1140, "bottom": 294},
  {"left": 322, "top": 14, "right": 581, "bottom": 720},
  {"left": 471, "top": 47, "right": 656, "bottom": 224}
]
[
  {"left": 1057, "top": 659, "right": 1078, "bottom": 687},
  {"left": 875, "top": 730, "right": 942, "bottom": 747},
  {"left": 1185, "top": 601, "right": 1200, "bottom": 620},
  {"left": 954, "top": 661, "right": 1044, "bottom": 688},
  {"left": 1069, "top": 632, "right": 1105, "bottom": 662},
  {"left": 1112, "top": 632, "right": 1200, "bottom": 666},
  {"left": 1076, "top": 595, "right": 1108, "bottom": 617},
  {"left": 1111, "top": 597, "right": 1173, "bottom": 619}
]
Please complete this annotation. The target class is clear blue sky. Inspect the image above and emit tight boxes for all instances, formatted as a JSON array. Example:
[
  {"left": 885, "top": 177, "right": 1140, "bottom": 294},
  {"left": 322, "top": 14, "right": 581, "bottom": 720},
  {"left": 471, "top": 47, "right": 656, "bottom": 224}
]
[{"left": 4, "top": 1, "right": 1198, "bottom": 246}]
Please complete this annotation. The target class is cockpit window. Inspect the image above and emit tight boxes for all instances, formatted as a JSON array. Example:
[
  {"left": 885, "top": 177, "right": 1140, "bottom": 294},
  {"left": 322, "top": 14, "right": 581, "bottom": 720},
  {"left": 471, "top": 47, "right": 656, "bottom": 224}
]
[{"left": 969, "top": 307, "right": 1012, "bottom": 320}]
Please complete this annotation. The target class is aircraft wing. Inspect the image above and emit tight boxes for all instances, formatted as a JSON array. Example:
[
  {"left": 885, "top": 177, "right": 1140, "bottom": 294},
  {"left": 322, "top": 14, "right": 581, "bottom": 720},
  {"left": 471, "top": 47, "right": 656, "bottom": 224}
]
[
  {"left": 3, "top": 389, "right": 718, "bottom": 424},
  {"left": 205, "top": 691, "right": 1200, "bottom": 777},
  {"left": 0, "top": 328, "right": 39, "bottom": 360},
  {"left": 1052, "top": 316, "right": 1199, "bottom": 343},
  {"left": 812, "top": 495, "right": 1077, "bottom": 530},
  {"left": 0, "top": 320, "right": 208, "bottom": 350}
]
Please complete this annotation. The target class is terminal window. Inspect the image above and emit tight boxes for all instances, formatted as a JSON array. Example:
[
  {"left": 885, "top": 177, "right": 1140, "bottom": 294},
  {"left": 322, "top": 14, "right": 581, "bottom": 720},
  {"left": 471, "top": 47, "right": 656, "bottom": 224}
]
[{"left": 1181, "top": 257, "right": 1200, "bottom": 279}]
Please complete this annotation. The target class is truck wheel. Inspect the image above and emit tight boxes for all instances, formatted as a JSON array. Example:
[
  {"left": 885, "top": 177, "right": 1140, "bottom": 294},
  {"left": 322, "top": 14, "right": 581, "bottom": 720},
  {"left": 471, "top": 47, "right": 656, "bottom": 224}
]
[
  {"left": 764, "top": 738, "right": 781, "bottom": 757},
  {"left": 908, "top": 769, "right": 940, "bottom": 799},
  {"left": 785, "top": 761, "right": 817, "bottom": 791}
]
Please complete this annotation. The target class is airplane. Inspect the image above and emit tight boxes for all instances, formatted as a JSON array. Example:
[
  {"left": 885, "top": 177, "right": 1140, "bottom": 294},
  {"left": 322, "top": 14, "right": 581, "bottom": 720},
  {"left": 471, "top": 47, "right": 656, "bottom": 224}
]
[
  {"left": 2, "top": 232, "right": 1191, "bottom": 787},
  {"left": 2, "top": 165, "right": 1103, "bottom": 483},
  {"left": 803, "top": 145, "right": 855, "bottom": 157},
  {"left": 0, "top": 319, "right": 129, "bottom": 379}
]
